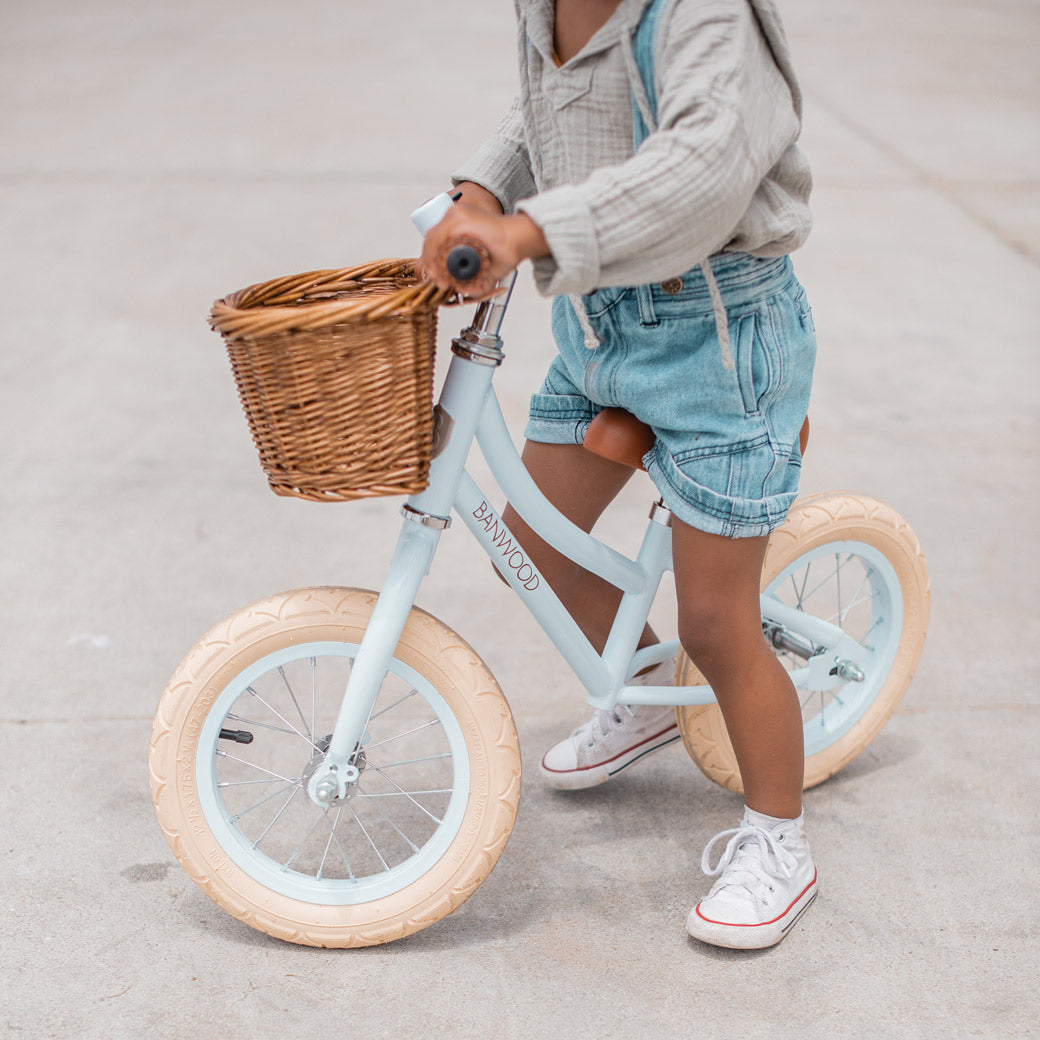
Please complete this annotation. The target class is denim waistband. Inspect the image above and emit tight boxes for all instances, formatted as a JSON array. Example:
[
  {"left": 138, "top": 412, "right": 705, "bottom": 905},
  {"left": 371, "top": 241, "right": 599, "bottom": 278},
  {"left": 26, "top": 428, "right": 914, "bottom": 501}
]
[{"left": 583, "top": 252, "right": 794, "bottom": 315}]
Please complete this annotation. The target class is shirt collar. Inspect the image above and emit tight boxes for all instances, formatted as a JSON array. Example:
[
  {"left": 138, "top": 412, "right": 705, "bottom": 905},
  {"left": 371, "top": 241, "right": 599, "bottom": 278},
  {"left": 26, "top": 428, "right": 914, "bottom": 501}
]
[{"left": 520, "top": 0, "right": 653, "bottom": 66}]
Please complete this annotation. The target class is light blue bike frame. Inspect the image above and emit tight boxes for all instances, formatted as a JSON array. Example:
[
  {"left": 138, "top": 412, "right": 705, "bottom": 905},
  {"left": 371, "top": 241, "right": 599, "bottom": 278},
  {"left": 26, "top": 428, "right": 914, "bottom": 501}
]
[{"left": 306, "top": 272, "right": 852, "bottom": 803}]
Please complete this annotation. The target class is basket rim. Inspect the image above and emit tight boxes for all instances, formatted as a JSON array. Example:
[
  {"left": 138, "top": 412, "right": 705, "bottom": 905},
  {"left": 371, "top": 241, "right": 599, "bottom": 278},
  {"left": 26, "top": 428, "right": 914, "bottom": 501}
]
[{"left": 210, "top": 257, "right": 455, "bottom": 341}]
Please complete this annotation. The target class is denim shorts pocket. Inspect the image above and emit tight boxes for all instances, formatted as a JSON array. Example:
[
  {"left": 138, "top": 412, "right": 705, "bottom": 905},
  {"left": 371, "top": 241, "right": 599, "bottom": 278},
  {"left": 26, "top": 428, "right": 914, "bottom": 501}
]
[
  {"left": 734, "top": 304, "right": 789, "bottom": 418},
  {"left": 672, "top": 433, "right": 775, "bottom": 502},
  {"left": 793, "top": 286, "right": 815, "bottom": 333},
  {"left": 582, "top": 286, "right": 630, "bottom": 318}
]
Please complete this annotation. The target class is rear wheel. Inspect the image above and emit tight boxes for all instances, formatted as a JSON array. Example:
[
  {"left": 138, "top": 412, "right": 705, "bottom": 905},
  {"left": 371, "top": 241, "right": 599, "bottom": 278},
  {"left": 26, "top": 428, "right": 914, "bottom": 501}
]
[
  {"left": 150, "top": 586, "right": 521, "bottom": 946},
  {"left": 676, "top": 493, "right": 929, "bottom": 791}
]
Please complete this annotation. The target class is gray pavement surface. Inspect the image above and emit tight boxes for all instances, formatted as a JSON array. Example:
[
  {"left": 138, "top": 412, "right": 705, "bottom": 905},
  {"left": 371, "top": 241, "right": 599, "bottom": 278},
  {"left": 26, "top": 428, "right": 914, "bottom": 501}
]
[{"left": 2, "top": 1, "right": 1038, "bottom": 1037}]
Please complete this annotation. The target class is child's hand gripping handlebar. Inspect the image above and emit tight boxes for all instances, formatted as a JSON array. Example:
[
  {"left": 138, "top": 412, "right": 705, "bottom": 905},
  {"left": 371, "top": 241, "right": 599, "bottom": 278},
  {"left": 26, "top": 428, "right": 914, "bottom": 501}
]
[
  {"left": 412, "top": 193, "right": 495, "bottom": 298},
  {"left": 412, "top": 190, "right": 547, "bottom": 299}
]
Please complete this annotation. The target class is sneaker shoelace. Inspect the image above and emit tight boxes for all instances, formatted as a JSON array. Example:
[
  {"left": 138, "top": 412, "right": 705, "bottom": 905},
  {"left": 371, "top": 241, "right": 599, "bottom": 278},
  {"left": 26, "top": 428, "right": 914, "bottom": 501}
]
[
  {"left": 574, "top": 660, "right": 675, "bottom": 747},
  {"left": 701, "top": 824, "right": 798, "bottom": 908},
  {"left": 576, "top": 706, "right": 636, "bottom": 748}
]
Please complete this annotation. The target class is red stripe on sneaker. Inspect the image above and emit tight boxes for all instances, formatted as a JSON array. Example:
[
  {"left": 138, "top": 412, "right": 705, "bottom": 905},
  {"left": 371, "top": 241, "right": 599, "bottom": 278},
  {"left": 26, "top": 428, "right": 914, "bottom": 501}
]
[
  {"left": 694, "top": 869, "right": 818, "bottom": 928},
  {"left": 540, "top": 722, "right": 680, "bottom": 775}
]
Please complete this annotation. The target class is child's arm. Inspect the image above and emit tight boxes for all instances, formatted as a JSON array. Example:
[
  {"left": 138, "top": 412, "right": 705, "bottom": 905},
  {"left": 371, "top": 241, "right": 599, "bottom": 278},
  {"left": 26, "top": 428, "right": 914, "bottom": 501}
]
[
  {"left": 422, "top": 94, "right": 545, "bottom": 290},
  {"left": 427, "top": 2, "right": 809, "bottom": 296},
  {"left": 451, "top": 96, "right": 537, "bottom": 220},
  {"left": 514, "top": 2, "right": 810, "bottom": 295}
]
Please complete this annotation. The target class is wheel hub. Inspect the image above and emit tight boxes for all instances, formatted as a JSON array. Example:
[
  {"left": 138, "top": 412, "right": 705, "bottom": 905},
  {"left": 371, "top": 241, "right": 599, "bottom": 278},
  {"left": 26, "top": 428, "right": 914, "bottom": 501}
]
[{"left": 303, "top": 736, "right": 367, "bottom": 805}]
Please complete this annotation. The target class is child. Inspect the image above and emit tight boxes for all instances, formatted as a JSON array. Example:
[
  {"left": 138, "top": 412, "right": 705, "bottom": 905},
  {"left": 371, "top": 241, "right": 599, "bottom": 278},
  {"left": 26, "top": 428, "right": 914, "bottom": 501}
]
[{"left": 420, "top": 0, "right": 818, "bottom": 949}]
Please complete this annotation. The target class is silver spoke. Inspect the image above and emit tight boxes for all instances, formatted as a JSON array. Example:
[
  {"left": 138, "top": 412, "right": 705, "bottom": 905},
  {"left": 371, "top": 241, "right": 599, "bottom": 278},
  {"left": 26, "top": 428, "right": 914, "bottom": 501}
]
[
  {"left": 226, "top": 784, "right": 294, "bottom": 825},
  {"left": 216, "top": 749, "right": 299, "bottom": 786},
  {"left": 316, "top": 806, "right": 342, "bottom": 880},
  {"left": 278, "top": 665, "right": 313, "bottom": 742},
  {"left": 363, "top": 717, "right": 443, "bottom": 753},
  {"left": 372, "top": 769, "right": 445, "bottom": 825},
  {"left": 790, "top": 558, "right": 812, "bottom": 610},
  {"left": 356, "top": 792, "right": 423, "bottom": 855},
  {"left": 368, "top": 687, "right": 420, "bottom": 722},
  {"left": 835, "top": 571, "right": 875, "bottom": 626},
  {"left": 357, "top": 787, "right": 454, "bottom": 797},
  {"left": 324, "top": 808, "right": 358, "bottom": 880},
  {"left": 346, "top": 802, "right": 391, "bottom": 873},
  {"left": 281, "top": 807, "right": 329, "bottom": 872},
  {"left": 251, "top": 784, "right": 303, "bottom": 850},
  {"left": 861, "top": 614, "right": 884, "bottom": 651},
  {"left": 246, "top": 685, "right": 322, "bottom": 753},
  {"left": 370, "top": 752, "right": 452, "bottom": 770},
  {"left": 799, "top": 554, "right": 847, "bottom": 606}
]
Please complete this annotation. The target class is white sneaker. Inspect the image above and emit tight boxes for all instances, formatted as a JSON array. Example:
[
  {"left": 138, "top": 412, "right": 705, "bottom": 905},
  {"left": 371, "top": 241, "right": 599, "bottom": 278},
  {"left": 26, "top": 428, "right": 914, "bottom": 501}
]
[
  {"left": 539, "top": 659, "right": 679, "bottom": 790},
  {"left": 686, "top": 811, "right": 818, "bottom": 949}
]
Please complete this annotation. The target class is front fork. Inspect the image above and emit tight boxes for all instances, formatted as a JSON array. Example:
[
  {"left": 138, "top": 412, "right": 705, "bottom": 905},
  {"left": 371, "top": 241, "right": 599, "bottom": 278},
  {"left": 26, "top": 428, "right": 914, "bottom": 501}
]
[
  {"left": 305, "top": 276, "right": 516, "bottom": 807},
  {"left": 305, "top": 517, "right": 445, "bottom": 805}
]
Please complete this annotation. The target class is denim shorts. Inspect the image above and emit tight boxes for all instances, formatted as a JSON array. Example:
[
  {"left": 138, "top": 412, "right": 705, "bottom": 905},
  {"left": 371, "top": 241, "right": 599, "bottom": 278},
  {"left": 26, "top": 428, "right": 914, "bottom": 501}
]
[{"left": 524, "top": 253, "right": 817, "bottom": 537}]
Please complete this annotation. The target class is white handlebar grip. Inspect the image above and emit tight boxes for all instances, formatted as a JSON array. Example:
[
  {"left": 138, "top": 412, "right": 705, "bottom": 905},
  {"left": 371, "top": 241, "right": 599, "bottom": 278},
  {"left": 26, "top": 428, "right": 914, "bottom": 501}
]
[{"left": 410, "top": 193, "right": 455, "bottom": 236}]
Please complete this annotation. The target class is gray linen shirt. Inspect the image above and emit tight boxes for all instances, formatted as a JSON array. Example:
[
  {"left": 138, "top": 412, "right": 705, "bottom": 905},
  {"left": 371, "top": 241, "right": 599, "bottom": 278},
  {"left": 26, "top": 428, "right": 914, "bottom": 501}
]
[{"left": 452, "top": 0, "right": 812, "bottom": 296}]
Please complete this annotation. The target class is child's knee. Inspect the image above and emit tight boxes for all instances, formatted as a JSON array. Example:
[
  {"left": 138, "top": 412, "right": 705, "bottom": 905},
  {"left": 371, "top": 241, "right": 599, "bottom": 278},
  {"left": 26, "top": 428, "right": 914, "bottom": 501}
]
[
  {"left": 677, "top": 593, "right": 763, "bottom": 675},
  {"left": 677, "top": 609, "right": 731, "bottom": 670}
]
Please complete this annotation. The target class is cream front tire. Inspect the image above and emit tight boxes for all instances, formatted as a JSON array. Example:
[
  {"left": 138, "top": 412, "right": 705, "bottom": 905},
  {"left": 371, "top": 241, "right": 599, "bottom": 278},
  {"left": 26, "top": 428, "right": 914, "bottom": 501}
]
[
  {"left": 149, "top": 587, "right": 521, "bottom": 947},
  {"left": 676, "top": 493, "right": 930, "bottom": 791}
]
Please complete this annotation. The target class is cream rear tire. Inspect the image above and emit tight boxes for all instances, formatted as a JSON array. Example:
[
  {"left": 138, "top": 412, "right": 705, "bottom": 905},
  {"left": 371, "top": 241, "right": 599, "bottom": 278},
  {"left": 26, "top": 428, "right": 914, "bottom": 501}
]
[{"left": 676, "top": 493, "right": 930, "bottom": 791}]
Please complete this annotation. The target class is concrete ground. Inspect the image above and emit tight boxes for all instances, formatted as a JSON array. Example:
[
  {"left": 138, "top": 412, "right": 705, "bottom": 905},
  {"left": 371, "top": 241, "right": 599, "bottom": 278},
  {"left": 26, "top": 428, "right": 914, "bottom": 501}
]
[{"left": 2, "top": 1, "right": 1038, "bottom": 1037}]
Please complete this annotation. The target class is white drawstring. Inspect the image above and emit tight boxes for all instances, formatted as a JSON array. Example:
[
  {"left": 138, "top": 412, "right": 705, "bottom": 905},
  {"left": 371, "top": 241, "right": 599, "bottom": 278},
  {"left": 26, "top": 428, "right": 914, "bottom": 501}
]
[
  {"left": 701, "top": 260, "right": 736, "bottom": 370},
  {"left": 569, "top": 293, "right": 601, "bottom": 349},
  {"left": 620, "top": 26, "right": 656, "bottom": 138}
]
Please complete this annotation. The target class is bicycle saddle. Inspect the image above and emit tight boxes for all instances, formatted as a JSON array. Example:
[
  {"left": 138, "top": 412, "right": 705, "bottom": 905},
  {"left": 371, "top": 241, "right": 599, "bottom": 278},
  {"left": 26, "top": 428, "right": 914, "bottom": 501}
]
[{"left": 583, "top": 408, "right": 810, "bottom": 471}]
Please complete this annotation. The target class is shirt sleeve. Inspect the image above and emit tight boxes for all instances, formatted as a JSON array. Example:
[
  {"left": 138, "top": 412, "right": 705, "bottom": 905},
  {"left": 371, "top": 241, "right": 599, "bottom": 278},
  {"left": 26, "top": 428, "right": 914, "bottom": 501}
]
[
  {"left": 450, "top": 96, "right": 538, "bottom": 214},
  {"left": 516, "top": 0, "right": 804, "bottom": 295}
]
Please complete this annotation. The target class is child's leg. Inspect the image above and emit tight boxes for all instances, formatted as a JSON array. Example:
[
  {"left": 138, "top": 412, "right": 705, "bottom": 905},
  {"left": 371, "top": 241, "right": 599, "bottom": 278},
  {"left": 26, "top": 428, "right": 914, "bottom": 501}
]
[
  {"left": 505, "top": 440, "right": 679, "bottom": 789},
  {"left": 671, "top": 518, "right": 804, "bottom": 818},
  {"left": 501, "top": 440, "right": 657, "bottom": 654},
  {"left": 672, "top": 519, "right": 818, "bottom": 949}
]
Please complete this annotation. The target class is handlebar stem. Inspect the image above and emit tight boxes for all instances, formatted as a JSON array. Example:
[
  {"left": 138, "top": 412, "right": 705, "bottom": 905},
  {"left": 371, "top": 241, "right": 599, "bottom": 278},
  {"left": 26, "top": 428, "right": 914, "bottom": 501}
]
[
  {"left": 451, "top": 271, "right": 518, "bottom": 366},
  {"left": 471, "top": 270, "right": 517, "bottom": 338}
]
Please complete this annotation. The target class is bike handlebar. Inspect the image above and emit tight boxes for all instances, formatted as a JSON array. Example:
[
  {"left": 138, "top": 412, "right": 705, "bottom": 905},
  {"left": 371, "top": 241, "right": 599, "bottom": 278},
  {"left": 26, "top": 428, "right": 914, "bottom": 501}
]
[{"left": 446, "top": 245, "right": 483, "bottom": 283}]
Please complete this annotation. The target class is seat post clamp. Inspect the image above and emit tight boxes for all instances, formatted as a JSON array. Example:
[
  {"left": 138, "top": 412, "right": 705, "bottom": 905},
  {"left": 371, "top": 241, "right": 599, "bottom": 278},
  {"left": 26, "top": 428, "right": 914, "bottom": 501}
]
[
  {"left": 649, "top": 500, "right": 672, "bottom": 527},
  {"left": 401, "top": 505, "right": 452, "bottom": 530}
]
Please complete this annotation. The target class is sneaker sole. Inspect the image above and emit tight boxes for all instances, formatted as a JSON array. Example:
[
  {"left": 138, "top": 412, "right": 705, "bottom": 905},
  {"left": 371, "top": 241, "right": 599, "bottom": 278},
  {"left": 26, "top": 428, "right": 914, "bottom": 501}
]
[
  {"left": 685, "top": 872, "right": 819, "bottom": 950},
  {"left": 539, "top": 724, "right": 681, "bottom": 791}
]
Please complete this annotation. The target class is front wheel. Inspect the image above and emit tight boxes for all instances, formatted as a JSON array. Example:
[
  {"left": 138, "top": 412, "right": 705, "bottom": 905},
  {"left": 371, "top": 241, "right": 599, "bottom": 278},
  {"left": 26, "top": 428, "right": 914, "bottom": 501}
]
[
  {"left": 149, "top": 587, "right": 521, "bottom": 947},
  {"left": 676, "top": 493, "right": 930, "bottom": 791}
]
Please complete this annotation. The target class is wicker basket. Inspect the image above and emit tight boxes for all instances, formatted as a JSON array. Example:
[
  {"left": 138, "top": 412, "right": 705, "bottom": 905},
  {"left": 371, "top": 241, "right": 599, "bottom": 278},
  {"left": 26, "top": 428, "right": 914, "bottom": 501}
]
[{"left": 210, "top": 259, "right": 454, "bottom": 502}]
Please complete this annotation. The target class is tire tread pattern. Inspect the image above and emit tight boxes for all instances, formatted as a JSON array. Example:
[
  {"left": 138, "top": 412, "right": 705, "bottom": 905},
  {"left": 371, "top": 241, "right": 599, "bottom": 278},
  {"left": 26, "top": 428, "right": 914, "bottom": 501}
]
[{"left": 150, "top": 587, "right": 521, "bottom": 947}]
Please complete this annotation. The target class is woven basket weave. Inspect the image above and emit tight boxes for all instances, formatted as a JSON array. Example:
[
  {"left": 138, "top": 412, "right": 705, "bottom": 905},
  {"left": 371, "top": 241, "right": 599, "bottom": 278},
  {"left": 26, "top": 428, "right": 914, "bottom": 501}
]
[{"left": 210, "top": 259, "right": 454, "bottom": 502}]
